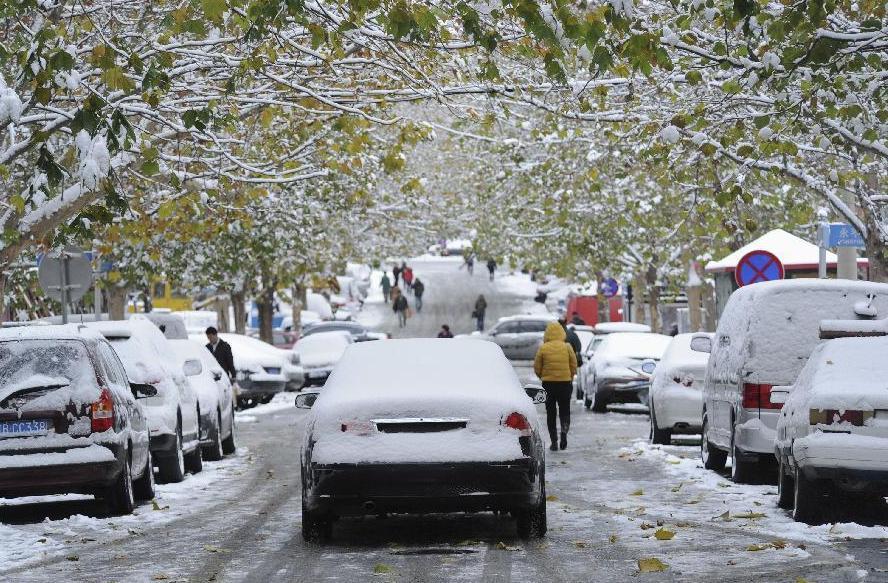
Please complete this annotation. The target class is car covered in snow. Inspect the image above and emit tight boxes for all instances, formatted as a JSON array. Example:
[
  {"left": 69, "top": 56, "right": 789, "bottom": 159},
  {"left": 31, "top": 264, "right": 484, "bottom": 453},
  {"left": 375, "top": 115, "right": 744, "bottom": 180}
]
[
  {"left": 699, "top": 279, "right": 888, "bottom": 484},
  {"left": 478, "top": 314, "right": 556, "bottom": 361},
  {"left": 300, "top": 321, "right": 385, "bottom": 343},
  {"left": 89, "top": 320, "right": 204, "bottom": 483},
  {"left": 773, "top": 331, "right": 888, "bottom": 523},
  {"left": 170, "top": 339, "right": 237, "bottom": 460},
  {"left": 575, "top": 322, "right": 652, "bottom": 400},
  {"left": 0, "top": 325, "right": 156, "bottom": 514},
  {"left": 581, "top": 332, "right": 672, "bottom": 412},
  {"left": 648, "top": 333, "right": 712, "bottom": 444},
  {"left": 207, "top": 333, "right": 288, "bottom": 408},
  {"left": 295, "top": 339, "right": 548, "bottom": 541},
  {"left": 293, "top": 331, "right": 353, "bottom": 387}
]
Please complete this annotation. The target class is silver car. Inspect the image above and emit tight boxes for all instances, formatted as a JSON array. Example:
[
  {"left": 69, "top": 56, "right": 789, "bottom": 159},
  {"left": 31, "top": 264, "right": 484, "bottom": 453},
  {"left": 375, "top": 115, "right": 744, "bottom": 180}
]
[{"left": 481, "top": 316, "right": 554, "bottom": 361}]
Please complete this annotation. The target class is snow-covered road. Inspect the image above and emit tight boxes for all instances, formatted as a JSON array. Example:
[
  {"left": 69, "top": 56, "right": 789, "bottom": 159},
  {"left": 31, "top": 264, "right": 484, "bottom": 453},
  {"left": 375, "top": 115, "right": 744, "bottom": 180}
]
[{"left": 2, "top": 259, "right": 887, "bottom": 581}]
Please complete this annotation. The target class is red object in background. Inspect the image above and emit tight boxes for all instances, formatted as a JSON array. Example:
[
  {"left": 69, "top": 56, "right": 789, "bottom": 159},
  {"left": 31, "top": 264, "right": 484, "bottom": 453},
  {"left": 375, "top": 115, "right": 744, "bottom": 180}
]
[{"left": 565, "top": 295, "right": 624, "bottom": 326}]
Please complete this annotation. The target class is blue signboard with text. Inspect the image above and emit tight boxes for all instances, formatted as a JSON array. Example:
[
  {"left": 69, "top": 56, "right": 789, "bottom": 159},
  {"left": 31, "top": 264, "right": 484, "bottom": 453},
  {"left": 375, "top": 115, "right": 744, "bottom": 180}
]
[{"left": 827, "top": 223, "right": 865, "bottom": 248}]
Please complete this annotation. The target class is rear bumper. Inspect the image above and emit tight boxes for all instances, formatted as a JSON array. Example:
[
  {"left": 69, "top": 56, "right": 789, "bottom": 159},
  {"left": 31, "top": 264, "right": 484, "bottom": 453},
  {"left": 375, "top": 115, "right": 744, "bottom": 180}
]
[
  {"left": 0, "top": 443, "right": 123, "bottom": 497},
  {"left": 654, "top": 387, "right": 702, "bottom": 431},
  {"left": 304, "top": 459, "right": 542, "bottom": 516},
  {"left": 239, "top": 378, "right": 285, "bottom": 397},
  {"left": 794, "top": 434, "right": 888, "bottom": 490},
  {"left": 597, "top": 377, "right": 650, "bottom": 403},
  {"left": 734, "top": 411, "right": 778, "bottom": 457}
]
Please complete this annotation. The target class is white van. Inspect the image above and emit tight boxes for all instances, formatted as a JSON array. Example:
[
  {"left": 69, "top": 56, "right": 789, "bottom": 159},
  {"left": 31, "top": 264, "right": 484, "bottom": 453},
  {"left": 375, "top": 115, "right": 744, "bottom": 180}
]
[{"left": 698, "top": 279, "right": 888, "bottom": 483}]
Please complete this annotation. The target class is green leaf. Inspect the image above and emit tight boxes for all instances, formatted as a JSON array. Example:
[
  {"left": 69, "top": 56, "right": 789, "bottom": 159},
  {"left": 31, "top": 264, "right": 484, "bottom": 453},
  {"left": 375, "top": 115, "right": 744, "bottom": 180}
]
[
  {"left": 753, "top": 115, "right": 770, "bottom": 129},
  {"left": 203, "top": 0, "right": 227, "bottom": 24},
  {"left": 685, "top": 70, "right": 702, "bottom": 85}
]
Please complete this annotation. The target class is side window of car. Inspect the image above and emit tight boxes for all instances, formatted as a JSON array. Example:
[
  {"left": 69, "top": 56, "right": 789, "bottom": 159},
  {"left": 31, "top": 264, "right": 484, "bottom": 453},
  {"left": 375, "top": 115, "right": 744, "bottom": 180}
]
[
  {"left": 99, "top": 343, "right": 128, "bottom": 391},
  {"left": 501, "top": 322, "right": 522, "bottom": 334},
  {"left": 521, "top": 321, "right": 548, "bottom": 334}
]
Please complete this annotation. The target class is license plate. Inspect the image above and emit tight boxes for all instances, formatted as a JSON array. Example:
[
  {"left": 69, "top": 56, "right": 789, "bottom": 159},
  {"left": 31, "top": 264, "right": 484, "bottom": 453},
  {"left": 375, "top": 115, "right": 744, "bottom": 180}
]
[
  {"left": 0, "top": 419, "right": 52, "bottom": 437},
  {"left": 264, "top": 367, "right": 281, "bottom": 375}
]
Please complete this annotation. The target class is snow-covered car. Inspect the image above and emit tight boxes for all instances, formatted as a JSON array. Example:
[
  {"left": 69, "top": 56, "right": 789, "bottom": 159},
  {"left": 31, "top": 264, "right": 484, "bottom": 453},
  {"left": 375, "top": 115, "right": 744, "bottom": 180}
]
[
  {"left": 201, "top": 333, "right": 287, "bottom": 408},
  {"left": 593, "top": 322, "right": 652, "bottom": 334},
  {"left": 301, "top": 321, "right": 385, "bottom": 343},
  {"left": 0, "top": 325, "right": 156, "bottom": 515},
  {"left": 699, "top": 279, "right": 888, "bottom": 484},
  {"left": 248, "top": 329, "right": 298, "bottom": 349},
  {"left": 293, "top": 331, "right": 353, "bottom": 387},
  {"left": 90, "top": 320, "right": 203, "bottom": 483},
  {"left": 774, "top": 332, "right": 888, "bottom": 523},
  {"left": 576, "top": 323, "right": 652, "bottom": 400},
  {"left": 173, "top": 310, "right": 219, "bottom": 335},
  {"left": 131, "top": 312, "right": 188, "bottom": 340},
  {"left": 170, "top": 339, "right": 237, "bottom": 460},
  {"left": 479, "top": 315, "right": 556, "bottom": 361},
  {"left": 648, "top": 333, "right": 712, "bottom": 444},
  {"left": 295, "top": 339, "right": 548, "bottom": 541},
  {"left": 280, "top": 310, "right": 322, "bottom": 332},
  {"left": 583, "top": 332, "right": 672, "bottom": 412}
]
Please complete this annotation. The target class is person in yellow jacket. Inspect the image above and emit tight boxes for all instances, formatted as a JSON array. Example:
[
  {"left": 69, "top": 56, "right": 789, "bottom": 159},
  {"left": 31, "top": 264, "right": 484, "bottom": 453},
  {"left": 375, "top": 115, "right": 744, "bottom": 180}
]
[{"left": 534, "top": 321, "right": 577, "bottom": 451}]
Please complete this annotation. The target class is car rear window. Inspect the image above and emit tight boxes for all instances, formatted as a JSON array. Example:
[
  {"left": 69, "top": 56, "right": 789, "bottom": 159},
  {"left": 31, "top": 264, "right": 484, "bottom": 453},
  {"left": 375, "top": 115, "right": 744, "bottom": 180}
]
[{"left": 520, "top": 321, "right": 549, "bottom": 333}]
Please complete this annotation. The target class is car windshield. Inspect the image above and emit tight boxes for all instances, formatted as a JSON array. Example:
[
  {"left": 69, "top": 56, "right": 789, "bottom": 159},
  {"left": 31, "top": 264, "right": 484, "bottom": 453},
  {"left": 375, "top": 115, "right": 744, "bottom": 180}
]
[
  {"left": 296, "top": 332, "right": 350, "bottom": 354},
  {"left": 0, "top": 339, "right": 95, "bottom": 393},
  {"left": 598, "top": 333, "right": 672, "bottom": 360}
]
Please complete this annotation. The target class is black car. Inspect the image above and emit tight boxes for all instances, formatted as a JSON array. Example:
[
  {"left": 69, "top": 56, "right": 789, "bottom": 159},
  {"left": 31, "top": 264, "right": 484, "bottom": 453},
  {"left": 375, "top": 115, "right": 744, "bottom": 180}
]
[
  {"left": 295, "top": 338, "right": 548, "bottom": 541},
  {"left": 0, "top": 325, "right": 156, "bottom": 515}
]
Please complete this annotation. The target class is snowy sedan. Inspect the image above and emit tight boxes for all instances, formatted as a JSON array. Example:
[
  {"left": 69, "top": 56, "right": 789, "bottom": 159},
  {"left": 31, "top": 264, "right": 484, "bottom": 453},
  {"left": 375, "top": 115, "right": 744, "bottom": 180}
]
[
  {"left": 293, "top": 331, "right": 353, "bottom": 387},
  {"left": 296, "top": 339, "right": 548, "bottom": 541},
  {"left": 583, "top": 332, "right": 672, "bottom": 412},
  {"left": 191, "top": 333, "right": 287, "bottom": 408},
  {"left": 774, "top": 333, "right": 888, "bottom": 524},
  {"left": 648, "top": 333, "right": 712, "bottom": 444}
]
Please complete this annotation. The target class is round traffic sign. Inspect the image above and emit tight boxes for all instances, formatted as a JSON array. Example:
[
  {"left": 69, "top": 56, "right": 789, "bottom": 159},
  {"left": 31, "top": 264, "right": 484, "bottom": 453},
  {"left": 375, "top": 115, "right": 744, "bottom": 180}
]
[
  {"left": 601, "top": 277, "right": 619, "bottom": 298},
  {"left": 37, "top": 246, "right": 94, "bottom": 302},
  {"left": 735, "top": 250, "right": 784, "bottom": 287}
]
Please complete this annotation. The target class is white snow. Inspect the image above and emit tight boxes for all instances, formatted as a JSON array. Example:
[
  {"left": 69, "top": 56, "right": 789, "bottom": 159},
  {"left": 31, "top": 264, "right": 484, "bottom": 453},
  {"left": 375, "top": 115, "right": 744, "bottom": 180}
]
[
  {"left": 705, "top": 229, "right": 850, "bottom": 272},
  {"left": 0, "top": 444, "right": 115, "bottom": 469},
  {"left": 292, "top": 331, "right": 351, "bottom": 368}
]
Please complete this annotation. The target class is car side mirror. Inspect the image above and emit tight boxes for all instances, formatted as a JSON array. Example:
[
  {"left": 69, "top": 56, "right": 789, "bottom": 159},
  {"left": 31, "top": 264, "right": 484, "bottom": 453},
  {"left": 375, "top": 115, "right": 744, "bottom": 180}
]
[
  {"left": 295, "top": 391, "right": 320, "bottom": 409},
  {"left": 770, "top": 386, "right": 791, "bottom": 405},
  {"left": 690, "top": 333, "right": 713, "bottom": 354},
  {"left": 131, "top": 383, "right": 158, "bottom": 398},
  {"left": 183, "top": 359, "right": 202, "bottom": 377},
  {"left": 524, "top": 385, "right": 547, "bottom": 404}
]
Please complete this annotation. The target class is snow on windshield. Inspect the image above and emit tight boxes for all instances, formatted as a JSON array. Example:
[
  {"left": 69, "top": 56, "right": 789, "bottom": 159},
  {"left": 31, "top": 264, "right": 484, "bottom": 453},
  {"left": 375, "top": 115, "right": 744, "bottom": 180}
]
[
  {"left": 296, "top": 332, "right": 350, "bottom": 354},
  {"left": 0, "top": 340, "right": 99, "bottom": 408},
  {"left": 599, "top": 333, "right": 672, "bottom": 360},
  {"left": 660, "top": 334, "right": 710, "bottom": 369}
]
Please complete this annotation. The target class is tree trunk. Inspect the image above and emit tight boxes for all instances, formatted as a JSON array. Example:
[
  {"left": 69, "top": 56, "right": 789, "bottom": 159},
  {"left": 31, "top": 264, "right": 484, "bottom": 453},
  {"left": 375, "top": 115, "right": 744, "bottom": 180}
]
[
  {"left": 215, "top": 296, "right": 231, "bottom": 333},
  {"left": 291, "top": 281, "right": 306, "bottom": 332},
  {"left": 633, "top": 274, "right": 647, "bottom": 324},
  {"left": 108, "top": 284, "right": 127, "bottom": 321},
  {"left": 687, "top": 285, "right": 702, "bottom": 332},
  {"left": 231, "top": 290, "right": 247, "bottom": 334},
  {"left": 0, "top": 271, "right": 8, "bottom": 323},
  {"left": 257, "top": 284, "right": 275, "bottom": 344},
  {"left": 702, "top": 281, "right": 718, "bottom": 332},
  {"left": 860, "top": 172, "right": 888, "bottom": 282},
  {"left": 595, "top": 274, "right": 609, "bottom": 324},
  {"left": 646, "top": 265, "right": 661, "bottom": 333}
]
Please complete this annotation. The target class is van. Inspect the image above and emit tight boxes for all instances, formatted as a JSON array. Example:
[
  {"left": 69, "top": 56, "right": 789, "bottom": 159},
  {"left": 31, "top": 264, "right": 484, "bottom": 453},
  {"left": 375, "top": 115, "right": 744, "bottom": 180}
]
[{"left": 698, "top": 279, "right": 888, "bottom": 483}]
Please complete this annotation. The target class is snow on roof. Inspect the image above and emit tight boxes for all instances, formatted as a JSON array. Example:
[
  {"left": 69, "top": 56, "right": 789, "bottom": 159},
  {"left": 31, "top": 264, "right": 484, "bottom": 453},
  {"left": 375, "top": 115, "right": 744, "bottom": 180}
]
[
  {"left": 0, "top": 323, "right": 105, "bottom": 343},
  {"left": 705, "top": 229, "right": 867, "bottom": 273},
  {"left": 799, "top": 337, "right": 888, "bottom": 409}
]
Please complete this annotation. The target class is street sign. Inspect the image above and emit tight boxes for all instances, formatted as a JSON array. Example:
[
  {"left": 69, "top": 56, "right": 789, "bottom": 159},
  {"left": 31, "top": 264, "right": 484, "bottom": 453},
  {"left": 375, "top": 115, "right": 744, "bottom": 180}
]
[
  {"left": 37, "top": 246, "right": 94, "bottom": 318},
  {"left": 735, "top": 250, "right": 784, "bottom": 287},
  {"left": 827, "top": 223, "right": 865, "bottom": 248},
  {"left": 601, "top": 278, "right": 619, "bottom": 298}
]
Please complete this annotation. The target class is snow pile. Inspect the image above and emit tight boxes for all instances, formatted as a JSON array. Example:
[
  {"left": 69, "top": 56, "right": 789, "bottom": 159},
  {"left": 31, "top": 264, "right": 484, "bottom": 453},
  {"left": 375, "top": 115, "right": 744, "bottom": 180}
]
[
  {"left": 0, "top": 339, "right": 100, "bottom": 408},
  {"left": 306, "top": 292, "right": 333, "bottom": 320},
  {"left": 74, "top": 130, "right": 110, "bottom": 189}
]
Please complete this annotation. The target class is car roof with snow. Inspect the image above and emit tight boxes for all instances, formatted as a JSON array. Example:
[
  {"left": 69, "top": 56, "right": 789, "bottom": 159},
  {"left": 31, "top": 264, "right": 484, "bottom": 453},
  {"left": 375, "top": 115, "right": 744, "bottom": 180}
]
[
  {"left": 658, "top": 333, "right": 711, "bottom": 369},
  {"left": 0, "top": 323, "right": 106, "bottom": 344},
  {"left": 593, "top": 322, "right": 652, "bottom": 334},
  {"left": 794, "top": 336, "right": 888, "bottom": 402},
  {"left": 496, "top": 314, "right": 556, "bottom": 323}
]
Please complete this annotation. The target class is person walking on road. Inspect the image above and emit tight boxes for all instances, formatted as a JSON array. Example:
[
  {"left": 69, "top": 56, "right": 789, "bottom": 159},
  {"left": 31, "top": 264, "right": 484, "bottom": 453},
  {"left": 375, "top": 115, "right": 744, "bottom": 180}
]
[
  {"left": 413, "top": 278, "right": 425, "bottom": 313},
  {"left": 205, "top": 327, "right": 236, "bottom": 381},
  {"left": 403, "top": 265, "right": 414, "bottom": 292},
  {"left": 473, "top": 294, "right": 487, "bottom": 332},
  {"left": 534, "top": 322, "right": 577, "bottom": 451},
  {"left": 437, "top": 324, "right": 454, "bottom": 338},
  {"left": 381, "top": 273, "right": 392, "bottom": 303},
  {"left": 487, "top": 259, "right": 497, "bottom": 281},
  {"left": 465, "top": 254, "right": 475, "bottom": 275},
  {"left": 392, "top": 264, "right": 401, "bottom": 286},
  {"left": 393, "top": 291, "right": 409, "bottom": 328},
  {"left": 390, "top": 284, "right": 401, "bottom": 303},
  {"left": 560, "top": 318, "right": 583, "bottom": 367}
]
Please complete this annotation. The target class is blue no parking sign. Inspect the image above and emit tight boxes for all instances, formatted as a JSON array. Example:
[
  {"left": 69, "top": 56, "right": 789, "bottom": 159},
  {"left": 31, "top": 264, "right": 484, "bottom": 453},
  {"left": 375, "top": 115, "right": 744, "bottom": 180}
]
[{"left": 735, "top": 250, "right": 784, "bottom": 287}]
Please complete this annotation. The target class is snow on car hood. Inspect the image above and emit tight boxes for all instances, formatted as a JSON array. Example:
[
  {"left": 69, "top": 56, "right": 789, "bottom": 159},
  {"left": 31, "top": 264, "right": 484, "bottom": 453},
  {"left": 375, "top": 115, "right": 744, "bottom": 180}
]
[{"left": 794, "top": 337, "right": 888, "bottom": 411}]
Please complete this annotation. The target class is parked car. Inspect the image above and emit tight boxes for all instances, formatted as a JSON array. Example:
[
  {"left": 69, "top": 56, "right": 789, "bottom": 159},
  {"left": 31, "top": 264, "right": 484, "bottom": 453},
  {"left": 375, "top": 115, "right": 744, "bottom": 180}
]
[
  {"left": 195, "top": 333, "right": 287, "bottom": 408},
  {"left": 248, "top": 329, "right": 298, "bottom": 349},
  {"left": 295, "top": 338, "right": 548, "bottom": 541},
  {"left": 293, "top": 331, "right": 353, "bottom": 387},
  {"left": 479, "top": 315, "right": 556, "bottom": 361},
  {"left": 649, "top": 333, "right": 712, "bottom": 444},
  {"left": 774, "top": 331, "right": 888, "bottom": 523},
  {"left": 582, "top": 332, "right": 672, "bottom": 411},
  {"left": 698, "top": 279, "right": 888, "bottom": 484},
  {"left": 89, "top": 320, "right": 203, "bottom": 482},
  {"left": 0, "top": 325, "right": 155, "bottom": 514},
  {"left": 131, "top": 312, "right": 189, "bottom": 340},
  {"left": 300, "top": 321, "right": 385, "bottom": 342},
  {"left": 576, "top": 323, "right": 653, "bottom": 400},
  {"left": 170, "top": 339, "right": 237, "bottom": 460},
  {"left": 593, "top": 322, "right": 652, "bottom": 334}
]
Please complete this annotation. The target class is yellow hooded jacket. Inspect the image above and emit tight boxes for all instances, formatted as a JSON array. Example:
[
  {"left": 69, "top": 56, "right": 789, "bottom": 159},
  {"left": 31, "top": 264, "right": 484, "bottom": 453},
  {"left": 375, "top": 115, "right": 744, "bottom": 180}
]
[{"left": 533, "top": 322, "right": 577, "bottom": 382}]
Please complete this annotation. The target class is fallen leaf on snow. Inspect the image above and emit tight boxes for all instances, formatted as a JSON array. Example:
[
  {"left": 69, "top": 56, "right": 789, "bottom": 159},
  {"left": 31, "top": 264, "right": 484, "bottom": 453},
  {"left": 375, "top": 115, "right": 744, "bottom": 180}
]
[
  {"left": 373, "top": 563, "right": 394, "bottom": 574},
  {"left": 733, "top": 512, "right": 766, "bottom": 520},
  {"left": 152, "top": 576, "right": 169, "bottom": 581},
  {"left": 715, "top": 511, "right": 732, "bottom": 521},
  {"left": 573, "top": 541, "right": 588, "bottom": 549},
  {"left": 203, "top": 545, "right": 228, "bottom": 553},
  {"left": 631, "top": 488, "right": 644, "bottom": 496},
  {"left": 654, "top": 528, "right": 675, "bottom": 541},
  {"left": 609, "top": 535, "right": 618, "bottom": 543},
  {"left": 65, "top": 555, "right": 79, "bottom": 562},
  {"left": 745, "top": 543, "right": 771, "bottom": 552},
  {"left": 671, "top": 482, "right": 683, "bottom": 492},
  {"left": 546, "top": 495, "right": 558, "bottom": 502},
  {"left": 640, "top": 522, "right": 656, "bottom": 530},
  {"left": 495, "top": 542, "right": 521, "bottom": 551},
  {"left": 637, "top": 558, "right": 668, "bottom": 573}
]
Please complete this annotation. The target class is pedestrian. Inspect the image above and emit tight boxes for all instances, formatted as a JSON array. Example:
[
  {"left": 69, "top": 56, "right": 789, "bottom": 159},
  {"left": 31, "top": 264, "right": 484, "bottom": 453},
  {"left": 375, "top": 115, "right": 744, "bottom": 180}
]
[
  {"left": 466, "top": 254, "right": 475, "bottom": 275},
  {"left": 392, "top": 264, "right": 401, "bottom": 286},
  {"left": 473, "top": 294, "right": 487, "bottom": 331},
  {"left": 381, "top": 273, "right": 391, "bottom": 303},
  {"left": 393, "top": 292, "right": 409, "bottom": 328},
  {"left": 403, "top": 265, "right": 414, "bottom": 292},
  {"left": 487, "top": 258, "right": 496, "bottom": 281},
  {"left": 560, "top": 318, "right": 583, "bottom": 367},
  {"left": 534, "top": 322, "right": 577, "bottom": 451},
  {"left": 390, "top": 284, "right": 401, "bottom": 303},
  {"left": 437, "top": 324, "right": 454, "bottom": 338},
  {"left": 570, "top": 313, "right": 586, "bottom": 326},
  {"left": 413, "top": 278, "right": 425, "bottom": 312},
  {"left": 205, "top": 326, "right": 236, "bottom": 380}
]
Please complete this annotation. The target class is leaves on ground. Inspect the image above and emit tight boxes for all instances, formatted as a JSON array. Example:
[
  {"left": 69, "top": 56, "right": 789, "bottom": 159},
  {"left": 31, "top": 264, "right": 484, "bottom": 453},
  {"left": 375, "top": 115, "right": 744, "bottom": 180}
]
[
  {"left": 65, "top": 555, "right": 79, "bottom": 562},
  {"left": 373, "top": 563, "right": 394, "bottom": 574},
  {"left": 631, "top": 488, "right": 644, "bottom": 496},
  {"left": 637, "top": 557, "right": 668, "bottom": 573},
  {"left": 671, "top": 482, "right": 683, "bottom": 492},
  {"left": 573, "top": 540, "right": 588, "bottom": 548},
  {"left": 654, "top": 528, "right": 675, "bottom": 541},
  {"left": 494, "top": 542, "right": 521, "bottom": 551},
  {"left": 151, "top": 499, "right": 169, "bottom": 511},
  {"left": 203, "top": 545, "right": 228, "bottom": 553},
  {"left": 609, "top": 534, "right": 618, "bottom": 543},
  {"left": 546, "top": 494, "right": 558, "bottom": 501},
  {"left": 733, "top": 512, "right": 766, "bottom": 520}
]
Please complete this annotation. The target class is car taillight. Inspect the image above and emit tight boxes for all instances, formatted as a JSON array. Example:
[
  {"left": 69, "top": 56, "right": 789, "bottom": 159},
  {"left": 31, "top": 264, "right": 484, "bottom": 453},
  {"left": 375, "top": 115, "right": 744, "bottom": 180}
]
[
  {"left": 91, "top": 387, "right": 115, "bottom": 433},
  {"left": 809, "top": 409, "right": 873, "bottom": 426},
  {"left": 742, "top": 383, "right": 781, "bottom": 410},
  {"left": 502, "top": 412, "right": 532, "bottom": 436}
]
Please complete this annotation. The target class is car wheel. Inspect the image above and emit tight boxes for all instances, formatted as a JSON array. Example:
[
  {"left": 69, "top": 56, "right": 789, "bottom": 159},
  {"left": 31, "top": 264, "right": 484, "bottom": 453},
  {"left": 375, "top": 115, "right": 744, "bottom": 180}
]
[
  {"left": 777, "top": 455, "right": 794, "bottom": 510},
  {"left": 589, "top": 386, "right": 608, "bottom": 413},
  {"left": 106, "top": 449, "right": 135, "bottom": 515},
  {"left": 516, "top": 467, "right": 547, "bottom": 538},
  {"left": 731, "top": 435, "right": 756, "bottom": 484},
  {"left": 185, "top": 416, "right": 204, "bottom": 475},
  {"left": 793, "top": 466, "right": 825, "bottom": 524},
  {"left": 202, "top": 410, "right": 224, "bottom": 462},
  {"left": 302, "top": 498, "right": 332, "bottom": 542},
  {"left": 222, "top": 413, "right": 237, "bottom": 455},
  {"left": 133, "top": 451, "right": 156, "bottom": 501},
  {"left": 649, "top": 403, "right": 671, "bottom": 445},
  {"left": 701, "top": 417, "right": 727, "bottom": 471},
  {"left": 157, "top": 424, "right": 186, "bottom": 483}
]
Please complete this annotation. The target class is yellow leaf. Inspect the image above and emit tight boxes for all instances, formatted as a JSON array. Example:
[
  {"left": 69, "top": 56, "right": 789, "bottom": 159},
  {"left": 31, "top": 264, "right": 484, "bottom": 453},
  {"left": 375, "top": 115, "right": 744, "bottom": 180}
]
[
  {"left": 734, "top": 512, "right": 766, "bottom": 520},
  {"left": 546, "top": 495, "right": 558, "bottom": 502},
  {"left": 746, "top": 543, "right": 770, "bottom": 551},
  {"left": 574, "top": 541, "right": 588, "bottom": 548},
  {"left": 373, "top": 563, "right": 393, "bottom": 574},
  {"left": 631, "top": 488, "right": 644, "bottom": 496},
  {"left": 609, "top": 534, "right": 618, "bottom": 543},
  {"left": 654, "top": 528, "right": 675, "bottom": 541},
  {"left": 637, "top": 558, "right": 668, "bottom": 573}
]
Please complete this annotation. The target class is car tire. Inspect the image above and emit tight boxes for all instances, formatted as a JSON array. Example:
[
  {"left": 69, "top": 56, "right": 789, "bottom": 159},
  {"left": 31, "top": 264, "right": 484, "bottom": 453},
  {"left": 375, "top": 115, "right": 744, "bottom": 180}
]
[
  {"left": 649, "top": 403, "right": 671, "bottom": 445},
  {"left": 133, "top": 451, "right": 156, "bottom": 501},
  {"left": 701, "top": 417, "right": 727, "bottom": 471},
  {"left": 157, "top": 424, "right": 186, "bottom": 484},
  {"left": 222, "top": 414, "right": 237, "bottom": 455},
  {"left": 302, "top": 499, "right": 332, "bottom": 543},
  {"left": 589, "top": 387, "right": 608, "bottom": 413},
  {"left": 106, "top": 449, "right": 135, "bottom": 516},
  {"left": 793, "top": 467, "right": 825, "bottom": 524},
  {"left": 185, "top": 431, "right": 203, "bottom": 475},
  {"left": 731, "top": 436, "right": 756, "bottom": 484},
  {"left": 777, "top": 455, "right": 794, "bottom": 510},
  {"left": 202, "top": 411, "right": 224, "bottom": 462}
]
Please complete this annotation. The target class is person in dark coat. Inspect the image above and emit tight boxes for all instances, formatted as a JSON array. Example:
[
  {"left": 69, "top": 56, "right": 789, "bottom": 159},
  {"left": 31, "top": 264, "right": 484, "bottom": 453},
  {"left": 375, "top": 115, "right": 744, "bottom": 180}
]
[
  {"left": 486, "top": 259, "right": 496, "bottom": 281},
  {"left": 560, "top": 318, "right": 583, "bottom": 367},
  {"left": 393, "top": 292, "right": 409, "bottom": 328},
  {"left": 413, "top": 278, "right": 425, "bottom": 312},
  {"left": 392, "top": 264, "right": 401, "bottom": 286},
  {"left": 437, "top": 324, "right": 454, "bottom": 338},
  {"left": 570, "top": 313, "right": 586, "bottom": 326},
  {"left": 381, "top": 273, "right": 392, "bottom": 303},
  {"left": 205, "top": 326, "right": 236, "bottom": 380},
  {"left": 473, "top": 294, "right": 487, "bottom": 331}
]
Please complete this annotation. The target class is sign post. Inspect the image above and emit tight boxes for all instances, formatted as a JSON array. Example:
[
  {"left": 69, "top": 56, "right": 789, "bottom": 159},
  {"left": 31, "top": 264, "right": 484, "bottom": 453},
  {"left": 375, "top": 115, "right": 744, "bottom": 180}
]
[
  {"left": 735, "top": 250, "right": 785, "bottom": 287},
  {"left": 37, "top": 246, "right": 94, "bottom": 323}
]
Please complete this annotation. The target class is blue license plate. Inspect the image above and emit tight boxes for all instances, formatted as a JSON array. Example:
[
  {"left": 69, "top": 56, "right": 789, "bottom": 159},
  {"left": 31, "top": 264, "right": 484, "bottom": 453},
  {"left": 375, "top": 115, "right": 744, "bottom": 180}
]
[
  {"left": 0, "top": 419, "right": 52, "bottom": 437},
  {"left": 264, "top": 367, "right": 281, "bottom": 375}
]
